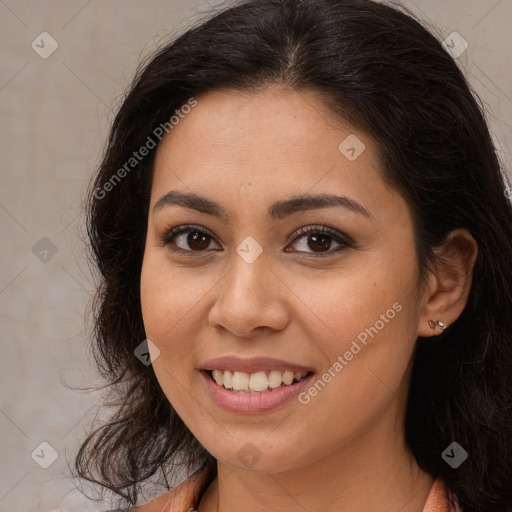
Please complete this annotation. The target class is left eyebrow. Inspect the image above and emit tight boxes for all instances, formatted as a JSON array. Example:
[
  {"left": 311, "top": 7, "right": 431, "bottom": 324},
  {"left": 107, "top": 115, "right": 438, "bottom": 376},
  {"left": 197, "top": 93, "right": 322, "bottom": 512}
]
[
  {"left": 153, "top": 190, "right": 374, "bottom": 221},
  {"left": 268, "top": 193, "right": 374, "bottom": 220}
]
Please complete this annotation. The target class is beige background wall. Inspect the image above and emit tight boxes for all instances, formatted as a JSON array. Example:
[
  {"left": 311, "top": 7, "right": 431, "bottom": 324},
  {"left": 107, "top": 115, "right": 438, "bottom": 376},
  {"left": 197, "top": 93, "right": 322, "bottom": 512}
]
[{"left": 1, "top": 1, "right": 510, "bottom": 511}]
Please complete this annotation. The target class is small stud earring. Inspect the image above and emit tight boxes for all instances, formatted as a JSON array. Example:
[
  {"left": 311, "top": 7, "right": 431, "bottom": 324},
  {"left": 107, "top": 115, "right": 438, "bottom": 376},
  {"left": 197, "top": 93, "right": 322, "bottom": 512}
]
[{"left": 428, "top": 319, "right": 446, "bottom": 332}]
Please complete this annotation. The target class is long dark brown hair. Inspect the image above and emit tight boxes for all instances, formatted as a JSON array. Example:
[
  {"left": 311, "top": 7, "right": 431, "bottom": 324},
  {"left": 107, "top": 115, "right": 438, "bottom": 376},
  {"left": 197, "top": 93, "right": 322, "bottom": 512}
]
[{"left": 73, "top": 1, "right": 512, "bottom": 511}]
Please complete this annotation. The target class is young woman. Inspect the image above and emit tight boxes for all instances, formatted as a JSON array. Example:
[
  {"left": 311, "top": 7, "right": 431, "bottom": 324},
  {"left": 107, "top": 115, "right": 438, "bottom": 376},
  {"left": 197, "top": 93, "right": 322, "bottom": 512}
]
[{"left": 74, "top": 1, "right": 512, "bottom": 511}]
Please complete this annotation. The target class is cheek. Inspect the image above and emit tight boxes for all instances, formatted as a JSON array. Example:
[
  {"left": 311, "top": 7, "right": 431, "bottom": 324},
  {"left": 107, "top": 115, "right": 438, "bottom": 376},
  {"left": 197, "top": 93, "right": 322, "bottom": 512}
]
[
  {"left": 302, "top": 250, "right": 419, "bottom": 357},
  {"left": 140, "top": 246, "right": 208, "bottom": 337},
  {"left": 140, "top": 251, "right": 199, "bottom": 368},
  {"left": 140, "top": 253, "right": 202, "bottom": 420},
  {"left": 294, "top": 249, "right": 420, "bottom": 416},
  {"left": 139, "top": 247, "right": 225, "bottom": 406}
]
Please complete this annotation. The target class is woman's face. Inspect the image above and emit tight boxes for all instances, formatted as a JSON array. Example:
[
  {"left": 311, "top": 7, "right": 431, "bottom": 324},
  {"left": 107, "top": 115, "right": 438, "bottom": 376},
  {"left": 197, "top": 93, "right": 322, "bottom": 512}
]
[{"left": 140, "top": 86, "right": 428, "bottom": 473}]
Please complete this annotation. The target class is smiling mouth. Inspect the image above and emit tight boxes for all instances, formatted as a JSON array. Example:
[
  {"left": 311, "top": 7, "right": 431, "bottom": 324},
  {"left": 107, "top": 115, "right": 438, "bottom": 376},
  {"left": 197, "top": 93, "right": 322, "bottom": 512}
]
[{"left": 205, "top": 369, "right": 312, "bottom": 393}]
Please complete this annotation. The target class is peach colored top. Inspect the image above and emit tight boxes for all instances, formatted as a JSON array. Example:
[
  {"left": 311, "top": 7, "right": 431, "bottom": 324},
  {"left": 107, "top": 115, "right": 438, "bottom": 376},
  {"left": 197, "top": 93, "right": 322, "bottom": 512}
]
[{"left": 118, "top": 466, "right": 460, "bottom": 512}]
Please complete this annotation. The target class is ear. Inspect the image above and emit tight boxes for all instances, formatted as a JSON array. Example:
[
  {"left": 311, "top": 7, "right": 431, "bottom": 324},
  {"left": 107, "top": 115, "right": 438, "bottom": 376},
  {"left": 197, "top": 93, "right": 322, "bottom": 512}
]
[{"left": 417, "top": 229, "right": 478, "bottom": 337}]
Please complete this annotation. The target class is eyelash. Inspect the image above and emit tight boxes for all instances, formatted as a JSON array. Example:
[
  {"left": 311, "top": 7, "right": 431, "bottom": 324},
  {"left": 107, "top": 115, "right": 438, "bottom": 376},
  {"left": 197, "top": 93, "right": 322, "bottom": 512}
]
[{"left": 160, "top": 224, "right": 354, "bottom": 257}]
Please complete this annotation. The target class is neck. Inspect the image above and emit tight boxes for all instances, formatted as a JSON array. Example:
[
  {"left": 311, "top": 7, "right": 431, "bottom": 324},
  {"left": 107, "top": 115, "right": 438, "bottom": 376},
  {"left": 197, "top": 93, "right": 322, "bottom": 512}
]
[{"left": 199, "top": 418, "right": 434, "bottom": 512}]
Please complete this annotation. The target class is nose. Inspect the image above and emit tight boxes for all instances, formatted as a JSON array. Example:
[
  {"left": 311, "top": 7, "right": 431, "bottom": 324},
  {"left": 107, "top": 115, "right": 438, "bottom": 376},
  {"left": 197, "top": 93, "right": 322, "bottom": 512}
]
[{"left": 208, "top": 249, "right": 290, "bottom": 339}]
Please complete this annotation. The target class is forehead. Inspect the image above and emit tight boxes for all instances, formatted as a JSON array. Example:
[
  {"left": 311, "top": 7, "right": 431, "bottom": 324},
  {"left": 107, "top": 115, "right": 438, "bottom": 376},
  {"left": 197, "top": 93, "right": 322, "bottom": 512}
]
[
  {"left": 160, "top": 87, "right": 351, "bottom": 148},
  {"left": 150, "top": 86, "right": 406, "bottom": 224}
]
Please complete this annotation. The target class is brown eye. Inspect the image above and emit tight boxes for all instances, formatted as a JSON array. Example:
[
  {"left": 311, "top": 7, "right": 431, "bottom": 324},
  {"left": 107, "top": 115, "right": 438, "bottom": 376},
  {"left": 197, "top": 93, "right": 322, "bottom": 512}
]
[
  {"left": 286, "top": 225, "right": 353, "bottom": 255},
  {"left": 162, "top": 225, "right": 221, "bottom": 253},
  {"left": 183, "top": 230, "right": 211, "bottom": 250}
]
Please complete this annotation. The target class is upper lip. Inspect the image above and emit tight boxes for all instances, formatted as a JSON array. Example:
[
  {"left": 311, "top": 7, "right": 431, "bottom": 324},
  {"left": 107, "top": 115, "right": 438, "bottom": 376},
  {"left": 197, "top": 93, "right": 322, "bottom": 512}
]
[{"left": 201, "top": 356, "right": 314, "bottom": 374}]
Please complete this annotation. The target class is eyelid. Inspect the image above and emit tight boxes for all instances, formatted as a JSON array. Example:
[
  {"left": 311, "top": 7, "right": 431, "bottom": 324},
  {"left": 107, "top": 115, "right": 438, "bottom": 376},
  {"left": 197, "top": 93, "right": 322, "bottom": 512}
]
[{"left": 286, "top": 224, "right": 355, "bottom": 247}]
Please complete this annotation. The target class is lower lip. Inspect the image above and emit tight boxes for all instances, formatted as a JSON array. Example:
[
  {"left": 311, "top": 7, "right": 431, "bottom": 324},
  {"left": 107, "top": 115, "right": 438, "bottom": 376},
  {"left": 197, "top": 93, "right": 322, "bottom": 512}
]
[{"left": 200, "top": 371, "right": 314, "bottom": 413}]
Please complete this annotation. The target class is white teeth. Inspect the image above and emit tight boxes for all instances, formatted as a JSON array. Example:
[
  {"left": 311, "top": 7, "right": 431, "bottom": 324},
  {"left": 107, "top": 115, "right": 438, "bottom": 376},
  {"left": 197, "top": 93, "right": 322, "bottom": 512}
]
[
  {"left": 268, "top": 370, "right": 283, "bottom": 388},
  {"left": 223, "top": 370, "right": 233, "bottom": 389},
  {"left": 212, "top": 369, "right": 223, "bottom": 386},
  {"left": 282, "top": 370, "right": 294, "bottom": 385},
  {"left": 210, "top": 369, "right": 309, "bottom": 392},
  {"left": 249, "top": 371, "right": 269, "bottom": 392},
  {"left": 232, "top": 371, "right": 249, "bottom": 391}
]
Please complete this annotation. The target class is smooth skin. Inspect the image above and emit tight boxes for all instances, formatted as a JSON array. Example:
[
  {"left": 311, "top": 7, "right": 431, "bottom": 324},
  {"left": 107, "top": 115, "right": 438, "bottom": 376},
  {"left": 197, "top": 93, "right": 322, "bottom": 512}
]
[{"left": 139, "top": 86, "right": 477, "bottom": 512}]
